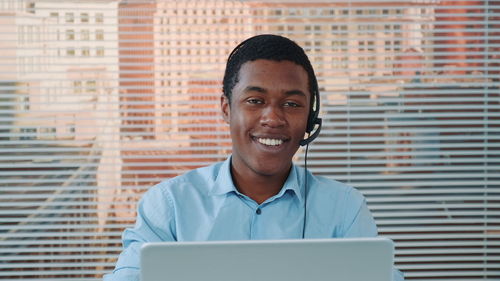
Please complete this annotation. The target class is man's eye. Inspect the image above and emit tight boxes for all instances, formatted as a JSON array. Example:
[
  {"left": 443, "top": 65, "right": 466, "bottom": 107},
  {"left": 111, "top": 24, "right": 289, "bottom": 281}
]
[
  {"left": 284, "top": 101, "right": 300, "bottom": 107},
  {"left": 247, "top": 99, "right": 262, "bottom": 104}
]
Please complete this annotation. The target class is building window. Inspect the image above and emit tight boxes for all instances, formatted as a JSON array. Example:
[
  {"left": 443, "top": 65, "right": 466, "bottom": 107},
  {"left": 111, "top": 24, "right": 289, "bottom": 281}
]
[
  {"left": 20, "top": 128, "right": 36, "bottom": 140},
  {"left": 65, "top": 29, "right": 75, "bottom": 40},
  {"left": 21, "top": 96, "right": 29, "bottom": 111},
  {"left": 49, "top": 12, "right": 59, "bottom": 23},
  {"left": 394, "top": 40, "right": 401, "bottom": 51},
  {"left": 81, "top": 29, "right": 90, "bottom": 41},
  {"left": 86, "top": 80, "right": 97, "bottom": 93},
  {"left": 384, "top": 56, "right": 392, "bottom": 68},
  {"left": 34, "top": 26, "right": 40, "bottom": 42},
  {"left": 66, "top": 48, "right": 75, "bottom": 56},
  {"left": 367, "top": 41, "right": 375, "bottom": 52},
  {"left": 341, "top": 57, "right": 348, "bottom": 68},
  {"left": 18, "top": 25, "right": 24, "bottom": 44},
  {"left": 18, "top": 57, "right": 25, "bottom": 74},
  {"left": 95, "top": 13, "right": 104, "bottom": 24},
  {"left": 95, "top": 29, "right": 104, "bottom": 40},
  {"left": 81, "top": 47, "right": 90, "bottom": 57},
  {"left": 385, "top": 40, "right": 392, "bottom": 51},
  {"left": 359, "top": 41, "right": 365, "bottom": 52},
  {"left": 367, "top": 56, "right": 376, "bottom": 69},
  {"left": 73, "top": 81, "right": 82, "bottom": 94},
  {"left": 65, "top": 12, "right": 74, "bottom": 23},
  {"left": 38, "top": 127, "right": 56, "bottom": 139},
  {"left": 26, "top": 26, "right": 33, "bottom": 43},
  {"left": 81, "top": 13, "right": 89, "bottom": 23},
  {"left": 96, "top": 47, "right": 104, "bottom": 56}
]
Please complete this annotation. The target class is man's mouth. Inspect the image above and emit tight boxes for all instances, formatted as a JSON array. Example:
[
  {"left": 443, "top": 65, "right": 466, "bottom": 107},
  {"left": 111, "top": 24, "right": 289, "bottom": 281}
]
[{"left": 257, "top": 138, "right": 283, "bottom": 146}]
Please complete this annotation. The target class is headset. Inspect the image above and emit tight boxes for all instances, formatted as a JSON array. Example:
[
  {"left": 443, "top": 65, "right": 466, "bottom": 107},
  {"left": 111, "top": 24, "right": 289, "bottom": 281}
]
[{"left": 300, "top": 79, "right": 322, "bottom": 146}]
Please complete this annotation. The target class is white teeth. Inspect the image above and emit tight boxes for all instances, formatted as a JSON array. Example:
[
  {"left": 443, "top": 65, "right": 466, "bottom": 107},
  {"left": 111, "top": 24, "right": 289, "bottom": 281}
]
[{"left": 257, "top": 138, "right": 283, "bottom": 146}]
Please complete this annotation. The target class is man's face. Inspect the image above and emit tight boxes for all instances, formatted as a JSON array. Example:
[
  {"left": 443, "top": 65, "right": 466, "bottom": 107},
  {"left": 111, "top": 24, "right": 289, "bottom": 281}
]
[{"left": 221, "top": 59, "right": 310, "bottom": 179}]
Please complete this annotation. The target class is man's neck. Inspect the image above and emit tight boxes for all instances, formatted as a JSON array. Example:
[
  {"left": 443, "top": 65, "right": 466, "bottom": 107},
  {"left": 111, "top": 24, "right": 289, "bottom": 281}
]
[{"left": 230, "top": 164, "right": 291, "bottom": 205}]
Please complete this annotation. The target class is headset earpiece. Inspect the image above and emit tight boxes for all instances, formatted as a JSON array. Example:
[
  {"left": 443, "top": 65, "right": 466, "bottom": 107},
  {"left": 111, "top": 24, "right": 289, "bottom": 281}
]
[{"left": 300, "top": 86, "right": 321, "bottom": 146}]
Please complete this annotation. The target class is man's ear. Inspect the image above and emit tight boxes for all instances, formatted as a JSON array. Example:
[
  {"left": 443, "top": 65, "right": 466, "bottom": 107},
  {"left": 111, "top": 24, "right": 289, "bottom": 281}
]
[{"left": 220, "top": 95, "right": 230, "bottom": 123}]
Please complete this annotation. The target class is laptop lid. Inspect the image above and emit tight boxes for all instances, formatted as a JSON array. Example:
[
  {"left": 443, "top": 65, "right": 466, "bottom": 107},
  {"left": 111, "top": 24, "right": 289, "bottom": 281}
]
[{"left": 141, "top": 237, "right": 394, "bottom": 281}]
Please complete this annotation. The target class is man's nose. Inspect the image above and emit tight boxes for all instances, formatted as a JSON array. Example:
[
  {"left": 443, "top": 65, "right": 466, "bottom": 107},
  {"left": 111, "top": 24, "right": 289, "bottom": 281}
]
[{"left": 260, "top": 105, "right": 286, "bottom": 128}]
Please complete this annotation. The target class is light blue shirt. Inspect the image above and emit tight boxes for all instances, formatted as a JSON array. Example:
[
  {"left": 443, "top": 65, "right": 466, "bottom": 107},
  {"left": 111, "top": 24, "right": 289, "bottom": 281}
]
[{"left": 104, "top": 156, "right": 403, "bottom": 281}]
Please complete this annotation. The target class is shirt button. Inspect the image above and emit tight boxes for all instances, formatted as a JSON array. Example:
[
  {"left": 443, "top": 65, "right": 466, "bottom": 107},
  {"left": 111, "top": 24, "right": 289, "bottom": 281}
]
[{"left": 256, "top": 208, "right": 262, "bottom": 215}]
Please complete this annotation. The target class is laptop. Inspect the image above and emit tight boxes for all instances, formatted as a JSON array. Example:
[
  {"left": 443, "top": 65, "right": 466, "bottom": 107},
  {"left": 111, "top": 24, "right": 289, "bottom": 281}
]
[{"left": 141, "top": 237, "right": 394, "bottom": 281}]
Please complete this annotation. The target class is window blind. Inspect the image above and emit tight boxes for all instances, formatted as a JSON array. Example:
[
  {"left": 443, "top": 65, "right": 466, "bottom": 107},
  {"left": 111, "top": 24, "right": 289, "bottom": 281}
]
[{"left": 0, "top": 0, "right": 498, "bottom": 280}]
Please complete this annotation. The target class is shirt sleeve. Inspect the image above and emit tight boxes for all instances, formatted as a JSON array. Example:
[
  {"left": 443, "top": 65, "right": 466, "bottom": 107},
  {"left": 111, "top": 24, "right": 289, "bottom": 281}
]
[
  {"left": 340, "top": 188, "right": 405, "bottom": 281},
  {"left": 103, "top": 184, "right": 176, "bottom": 281}
]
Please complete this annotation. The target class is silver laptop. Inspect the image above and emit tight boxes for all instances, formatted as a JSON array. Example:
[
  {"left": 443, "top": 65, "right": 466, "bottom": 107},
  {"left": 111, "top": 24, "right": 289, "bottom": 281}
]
[{"left": 141, "top": 237, "right": 394, "bottom": 281}]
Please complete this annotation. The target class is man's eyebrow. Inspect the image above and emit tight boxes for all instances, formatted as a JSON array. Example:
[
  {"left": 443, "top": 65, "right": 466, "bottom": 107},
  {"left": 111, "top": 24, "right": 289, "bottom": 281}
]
[
  {"left": 243, "top": 86, "right": 307, "bottom": 98},
  {"left": 243, "top": 86, "right": 266, "bottom": 93},
  {"left": 284, "top": 89, "right": 307, "bottom": 98}
]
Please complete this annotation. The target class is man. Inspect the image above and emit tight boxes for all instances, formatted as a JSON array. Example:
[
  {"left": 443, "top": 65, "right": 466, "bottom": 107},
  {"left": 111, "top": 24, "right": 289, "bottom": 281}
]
[{"left": 104, "top": 34, "right": 404, "bottom": 281}]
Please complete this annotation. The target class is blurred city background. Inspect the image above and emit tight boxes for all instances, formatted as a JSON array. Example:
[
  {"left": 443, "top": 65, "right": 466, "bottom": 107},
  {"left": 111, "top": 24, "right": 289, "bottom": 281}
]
[{"left": 0, "top": 0, "right": 499, "bottom": 280}]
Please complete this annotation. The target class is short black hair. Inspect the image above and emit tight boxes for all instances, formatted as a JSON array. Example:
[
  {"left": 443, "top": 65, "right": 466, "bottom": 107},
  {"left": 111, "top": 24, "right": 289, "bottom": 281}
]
[{"left": 222, "top": 34, "right": 318, "bottom": 106}]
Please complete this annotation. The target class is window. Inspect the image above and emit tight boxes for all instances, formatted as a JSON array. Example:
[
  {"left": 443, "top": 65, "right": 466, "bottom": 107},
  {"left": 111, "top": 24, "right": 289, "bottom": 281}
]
[
  {"left": 65, "top": 29, "right": 75, "bottom": 40},
  {"left": 81, "top": 47, "right": 90, "bottom": 57},
  {"left": 96, "top": 46, "right": 104, "bottom": 56},
  {"left": 26, "top": 26, "right": 33, "bottom": 43},
  {"left": 81, "top": 29, "right": 90, "bottom": 41},
  {"left": 19, "top": 127, "right": 36, "bottom": 140},
  {"left": 65, "top": 12, "right": 74, "bottom": 23},
  {"left": 358, "top": 41, "right": 365, "bottom": 51},
  {"left": 18, "top": 25, "right": 24, "bottom": 44},
  {"left": 34, "top": 27, "right": 40, "bottom": 42},
  {"left": 95, "top": 13, "right": 104, "bottom": 23},
  {"left": 66, "top": 47, "right": 75, "bottom": 56},
  {"left": 86, "top": 80, "right": 97, "bottom": 93},
  {"left": 49, "top": 12, "right": 59, "bottom": 23},
  {"left": 367, "top": 41, "right": 375, "bottom": 51},
  {"left": 384, "top": 40, "right": 391, "bottom": 51},
  {"left": 73, "top": 81, "right": 82, "bottom": 94},
  {"left": 95, "top": 29, "right": 104, "bottom": 40},
  {"left": 1, "top": 2, "right": 498, "bottom": 281},
  {"left": 81, "top": 13, "right": 89, "bottom": 23},
  {"left": 18, "top": 57, "right": 25, "bottom": 74}
]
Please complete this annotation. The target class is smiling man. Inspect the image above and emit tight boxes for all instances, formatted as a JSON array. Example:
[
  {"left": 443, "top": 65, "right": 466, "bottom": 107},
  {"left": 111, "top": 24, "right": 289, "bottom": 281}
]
[{"left": 104, "top": 34, "right": 403, "bottom": 281}]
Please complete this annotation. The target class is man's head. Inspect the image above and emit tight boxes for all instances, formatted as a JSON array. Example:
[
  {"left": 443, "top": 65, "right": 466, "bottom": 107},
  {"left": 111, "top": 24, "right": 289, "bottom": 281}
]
[
  {"left": 223, "top": 34, "right": 320, "bottom": 136},
  {"left": 220, "top": 34, "right": 321, "bottom": 186}
]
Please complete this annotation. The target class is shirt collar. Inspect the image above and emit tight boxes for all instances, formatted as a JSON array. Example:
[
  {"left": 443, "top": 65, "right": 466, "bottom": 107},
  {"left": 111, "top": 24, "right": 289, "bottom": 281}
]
[
  {"left": 209, "top": 156, "right": 237, "bottom": 196},
  {"left": 208, "top": 155, "right": 305, "bottom": 204}
]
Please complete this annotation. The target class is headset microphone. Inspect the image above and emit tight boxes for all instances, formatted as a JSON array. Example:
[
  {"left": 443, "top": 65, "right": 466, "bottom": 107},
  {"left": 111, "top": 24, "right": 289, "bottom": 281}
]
[{"left": 300, "top": 118, "right": 322, "bottom": 146}]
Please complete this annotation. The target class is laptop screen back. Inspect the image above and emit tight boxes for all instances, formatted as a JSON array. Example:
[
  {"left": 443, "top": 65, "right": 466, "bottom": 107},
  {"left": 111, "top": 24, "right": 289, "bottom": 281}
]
[{"left": 141, "top": 237, "right": 394, "bottom": 281}]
